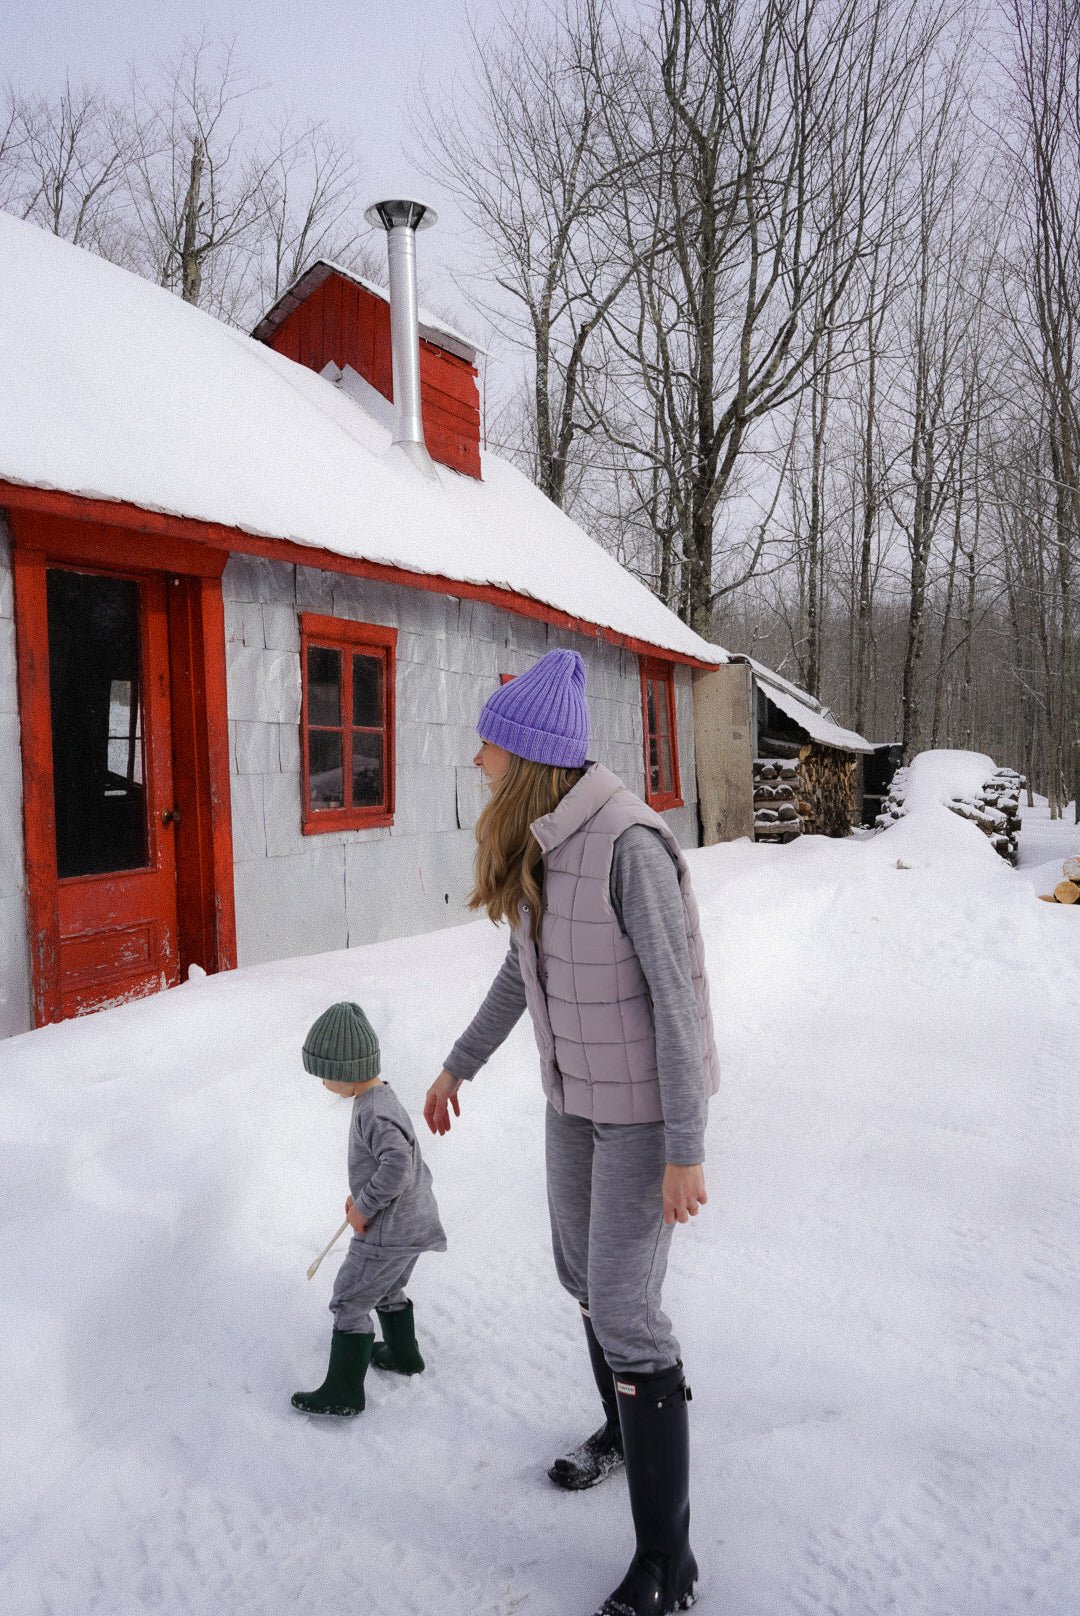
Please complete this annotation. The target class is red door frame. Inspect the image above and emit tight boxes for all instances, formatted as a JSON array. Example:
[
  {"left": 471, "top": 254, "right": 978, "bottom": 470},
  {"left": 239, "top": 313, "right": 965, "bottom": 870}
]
[{"left": 9, "top": 510, "right": 236, "bottom": 1026}]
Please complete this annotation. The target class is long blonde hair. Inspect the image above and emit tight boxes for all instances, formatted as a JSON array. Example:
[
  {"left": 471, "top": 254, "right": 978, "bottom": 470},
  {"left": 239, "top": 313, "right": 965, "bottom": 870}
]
[{"left": 469, "top": 753, "right": 585, "bottom": 931}]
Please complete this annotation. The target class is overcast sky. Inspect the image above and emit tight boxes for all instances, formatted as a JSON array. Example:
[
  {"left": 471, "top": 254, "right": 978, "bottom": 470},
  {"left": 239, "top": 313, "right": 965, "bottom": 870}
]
[{"left": 4, "top": 0, "right": 497, "bottom": 335}]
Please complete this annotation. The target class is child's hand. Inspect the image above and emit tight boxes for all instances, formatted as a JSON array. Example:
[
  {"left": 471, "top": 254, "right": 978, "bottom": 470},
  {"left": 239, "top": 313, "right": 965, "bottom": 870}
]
[{"left": 345, "top": 1194, "right": 368, "bottom": 1236}]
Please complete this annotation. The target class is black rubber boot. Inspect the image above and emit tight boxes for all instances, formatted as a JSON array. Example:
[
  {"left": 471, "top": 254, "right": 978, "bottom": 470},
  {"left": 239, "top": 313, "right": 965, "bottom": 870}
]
[
  {"left": 291, "top": 1329, "right": 374, "bottom": 1416},
  {"left": 371, "top": 1300, "right": 425, "bottom": 1376},
  {"left": 591, "top": 1363, "right": 698, "bottom": 1615},
  {"left": 549, "top": 1311, "right": 624, "bottom": 1491}
]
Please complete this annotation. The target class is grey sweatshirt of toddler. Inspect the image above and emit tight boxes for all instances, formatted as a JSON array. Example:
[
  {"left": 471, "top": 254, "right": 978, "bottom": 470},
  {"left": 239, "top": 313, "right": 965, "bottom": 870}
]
[
  {"left": 443, "top": 824, "right": 708, "bottom": 1164},
  {"left": 348, "top": 1082, "right": 447, "bottom": 1256}
]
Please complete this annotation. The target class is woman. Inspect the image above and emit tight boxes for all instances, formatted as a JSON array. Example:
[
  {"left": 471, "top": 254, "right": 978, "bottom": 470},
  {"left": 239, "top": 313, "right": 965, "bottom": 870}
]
[{"left": 425, "top": 648, "right": 719, "bottom": 1616}]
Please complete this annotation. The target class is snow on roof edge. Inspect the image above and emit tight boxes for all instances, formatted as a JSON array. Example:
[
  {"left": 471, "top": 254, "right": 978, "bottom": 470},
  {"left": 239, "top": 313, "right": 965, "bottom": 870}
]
[
  {"left": 0, "top": 466, "right": 725, "bottom": 666},
  {"left": 737, "top": 655, "right": 873, "bottom": 752}
]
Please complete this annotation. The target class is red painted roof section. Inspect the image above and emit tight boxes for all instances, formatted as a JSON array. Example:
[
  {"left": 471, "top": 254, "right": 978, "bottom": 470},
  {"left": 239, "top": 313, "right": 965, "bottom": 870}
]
[{"left": 254, "top": 264, "right": 482, "bottom": 480}]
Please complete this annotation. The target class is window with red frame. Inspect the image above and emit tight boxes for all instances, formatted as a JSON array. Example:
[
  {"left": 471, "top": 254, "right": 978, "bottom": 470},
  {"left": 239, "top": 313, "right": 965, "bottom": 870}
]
[
  {"left": 301, "top": 615, "right": 396, "bottom": 832},
  {"left": 640, "top": 658, "right": 682, "bottom": 810}
]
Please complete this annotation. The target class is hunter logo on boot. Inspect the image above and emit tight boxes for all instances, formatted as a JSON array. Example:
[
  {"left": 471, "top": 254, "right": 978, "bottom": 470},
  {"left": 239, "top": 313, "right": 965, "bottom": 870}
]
[{"left": 615, "top": 1380, "right": 637, "bottom": 1396}]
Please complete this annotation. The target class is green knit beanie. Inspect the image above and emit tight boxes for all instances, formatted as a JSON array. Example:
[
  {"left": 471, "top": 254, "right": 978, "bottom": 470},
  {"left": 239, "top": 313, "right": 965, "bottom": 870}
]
[{"left": 302, "top": 1002, "right": 381, "bottom": 1082}]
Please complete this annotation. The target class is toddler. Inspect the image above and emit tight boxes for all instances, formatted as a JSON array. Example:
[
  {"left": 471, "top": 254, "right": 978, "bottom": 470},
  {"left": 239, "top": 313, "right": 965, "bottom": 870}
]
[{"left": 292, "top": 1000, "right": 446, "bottom": 1417}]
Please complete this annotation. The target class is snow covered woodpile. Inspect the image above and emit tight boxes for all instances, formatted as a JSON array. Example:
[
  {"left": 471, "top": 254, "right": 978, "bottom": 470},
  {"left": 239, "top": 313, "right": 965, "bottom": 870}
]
[
  {"left": 860, "top": 741, "right": 903, "bottom": 826},
  {"left": 878, "top": 761, "right": 1026, "bottom": 865},
  {"left": 735, "top": 657, "right": 873, "bottom": 841},
  {"left": 1038, "top": 854, "right": 1080, "bottom": 905}
]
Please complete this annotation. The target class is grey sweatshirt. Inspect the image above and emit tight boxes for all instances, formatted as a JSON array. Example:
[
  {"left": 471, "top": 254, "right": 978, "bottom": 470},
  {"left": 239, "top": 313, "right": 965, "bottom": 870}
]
[
  {"left": 443, "top": 824, "right": 708, "bottom": 1164},
  {"left": 348, "top": 1082, "right": 447, "bottom": 1256}
]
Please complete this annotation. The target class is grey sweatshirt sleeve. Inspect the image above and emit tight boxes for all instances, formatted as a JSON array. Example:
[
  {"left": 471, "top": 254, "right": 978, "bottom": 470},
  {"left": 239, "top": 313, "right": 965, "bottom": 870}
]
[
  {"left": 611, "top": 824, "right": 708, "bottom": 1166},
  {"left": 354, "top": 1096, "right": 415, "bottom": 1218},
  {"left": 442, "top": 933, "right": 528, "bottom": 1081}
]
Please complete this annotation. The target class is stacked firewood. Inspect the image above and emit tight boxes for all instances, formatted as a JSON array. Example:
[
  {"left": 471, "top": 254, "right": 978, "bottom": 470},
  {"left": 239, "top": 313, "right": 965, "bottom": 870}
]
[
  {"left": 802, "top": 746, "right": 860, "bottom": 836},
  {"left": 753, "top": 757, "right": 806, "bottom": 841},
  {"left": 754, "top": 748, "right": 860, "bottom": 841},
  {"left": 1039, "top": 855, "right": 1080, "bottom": 905},
  {"left": 876, "top": 764, "right": 1026, "bottom": 864},
  {"left": 875, "top": 767, "right": 910, "bottom": 829},
  {"left": 946, "top": 768, "right": 1024, "bottom": 864}
]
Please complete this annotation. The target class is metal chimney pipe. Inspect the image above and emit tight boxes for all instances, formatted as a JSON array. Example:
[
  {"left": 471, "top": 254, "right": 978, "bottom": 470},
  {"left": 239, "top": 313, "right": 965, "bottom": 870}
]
[{"left": 364, "top": 197, "right": 439, "bottom": 479}]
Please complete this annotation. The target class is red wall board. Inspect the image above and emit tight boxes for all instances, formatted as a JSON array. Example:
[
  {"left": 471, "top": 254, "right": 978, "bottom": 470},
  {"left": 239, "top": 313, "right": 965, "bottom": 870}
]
[{"left": 263, "top": 269, "right": 481, "bottom": 479}]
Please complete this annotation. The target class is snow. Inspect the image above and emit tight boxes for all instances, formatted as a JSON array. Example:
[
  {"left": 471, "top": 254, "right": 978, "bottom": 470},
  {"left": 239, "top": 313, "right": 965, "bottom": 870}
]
[
  {"left": 3, "top": 798, "right": 1079, "bottom": 1614},
  {"left": 1014, "top": 795, "right": 1080, "bottom": 900},
  {"left": 745, "top": 659, "right": 873, "bottom": 754},
  {"left": 0, "top": 211, "right": 724, "bottom": 667}
]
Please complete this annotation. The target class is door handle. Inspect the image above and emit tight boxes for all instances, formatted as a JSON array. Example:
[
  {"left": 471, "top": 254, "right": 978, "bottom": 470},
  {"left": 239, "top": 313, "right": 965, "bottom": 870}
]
[{"left": 161, "top": 807, "right": 181, "bottom": 827}]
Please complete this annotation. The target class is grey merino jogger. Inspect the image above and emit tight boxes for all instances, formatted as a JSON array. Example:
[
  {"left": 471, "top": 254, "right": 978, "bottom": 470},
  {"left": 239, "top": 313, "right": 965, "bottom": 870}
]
[{"left": 424, "top": 648, "right": 719, "bottom": 1616}]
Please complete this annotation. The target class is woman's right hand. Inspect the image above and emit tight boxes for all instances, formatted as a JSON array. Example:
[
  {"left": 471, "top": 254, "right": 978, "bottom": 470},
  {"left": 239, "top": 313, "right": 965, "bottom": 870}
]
[{"left": 424, "top": 1069, "right": 463, "bottom": 1136}]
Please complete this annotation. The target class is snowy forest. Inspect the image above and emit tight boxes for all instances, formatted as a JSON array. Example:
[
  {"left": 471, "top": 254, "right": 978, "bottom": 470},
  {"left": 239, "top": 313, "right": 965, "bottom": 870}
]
[{"left": 2, "top": 0, "right": 1077, "bottom": 808}]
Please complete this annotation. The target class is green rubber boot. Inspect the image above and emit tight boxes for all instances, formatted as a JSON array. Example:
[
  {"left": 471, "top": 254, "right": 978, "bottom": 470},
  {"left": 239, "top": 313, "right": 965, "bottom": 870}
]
[
  {"left": 371, "top": 1300, "right": 426, "bottom": 1376},
  {"left": 291, "top": 1329, "right": 375, "bottom": 1416}
]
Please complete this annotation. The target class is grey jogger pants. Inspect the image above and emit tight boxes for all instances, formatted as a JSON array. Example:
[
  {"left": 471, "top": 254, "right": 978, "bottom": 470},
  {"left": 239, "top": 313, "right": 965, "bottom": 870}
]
[
  {"left": 329, "top": 1240, "right": 419, "bottom": 1336},
  {"left": 545, "top": 1104, "right": 678, "bottom": 1375}
]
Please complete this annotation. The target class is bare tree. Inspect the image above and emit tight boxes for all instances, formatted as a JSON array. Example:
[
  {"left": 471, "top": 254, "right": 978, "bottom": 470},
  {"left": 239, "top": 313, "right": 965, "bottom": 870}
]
[
  {"left": 252, "top": 115, "right": 376, "bottom": 309},
  {"left": 126, "top": 34, "right": 267, "bottom": 316},
  {"left": 595, "top": 0, "right": 946, "bottom": 637},
  {"left": 1002, "top": 0, "right": 1080, "bottom": 816},
  {"left": 418, "top": 0, "right": 648, "bottom": 508},
  {"left": 3, "top": 80, "right": 130, "bottom": 251}
]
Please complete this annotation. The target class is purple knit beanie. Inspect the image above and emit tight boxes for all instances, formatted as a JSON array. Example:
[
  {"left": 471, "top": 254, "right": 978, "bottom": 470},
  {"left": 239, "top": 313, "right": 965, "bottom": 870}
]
[{"left": 477, "top": 650, "right": 589, "bottom": 767}]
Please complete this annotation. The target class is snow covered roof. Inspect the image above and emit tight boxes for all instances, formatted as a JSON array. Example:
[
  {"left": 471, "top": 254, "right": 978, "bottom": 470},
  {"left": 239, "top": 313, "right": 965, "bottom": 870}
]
[
  {"left": 743, "top": 656, "right": 874, "bottom": 753},
  {"left": 0, "top": 213, "right": 724, "bottom": 666},
  {"left": 251, "top": 258, "right": 485, "bottom": 364}
]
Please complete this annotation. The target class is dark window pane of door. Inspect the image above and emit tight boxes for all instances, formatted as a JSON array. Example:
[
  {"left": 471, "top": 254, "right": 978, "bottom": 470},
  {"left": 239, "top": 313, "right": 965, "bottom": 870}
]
[
  {"left": 651, "top": 679, "right": 671, "bottom": 741},
  {"left": 307, "top": 646, "right": 342, "bottom": 726},
  {"left": 352, "top": 654, "right": 382, "bottom": 727},
  {"left": 648, "top": 735, "right": 661, "bottom": 795},
  {"left": 47, "top": 569, "right": 148, "bottom": 879},
  {"left": 308, "top": 730, "right": 344, "bottom": 808},
  {"left": 658, "top": 736, "right": 675, "bottom": 795},
  {"left": 646, "top": 680, "right": 659, "bottom": 740},
  {"left": 352, "top": 731, "right": 385, "bottom": 807}
]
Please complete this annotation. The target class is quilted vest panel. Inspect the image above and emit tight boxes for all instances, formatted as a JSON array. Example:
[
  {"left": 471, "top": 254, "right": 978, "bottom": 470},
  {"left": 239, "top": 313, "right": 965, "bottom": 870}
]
[{"left": 515, "top": 763, "right": 720, "bottom": 1125}]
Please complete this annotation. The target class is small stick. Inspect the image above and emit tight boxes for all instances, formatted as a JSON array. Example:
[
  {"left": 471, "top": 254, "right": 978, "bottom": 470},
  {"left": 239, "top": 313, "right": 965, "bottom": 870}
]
[{"left": 306, "top": 1218, "right": 349, "bottom": 1281}]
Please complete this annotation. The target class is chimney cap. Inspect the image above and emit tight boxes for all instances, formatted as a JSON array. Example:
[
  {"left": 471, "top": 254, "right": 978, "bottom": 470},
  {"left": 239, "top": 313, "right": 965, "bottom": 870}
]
[{"left": 365, "top": 198, "right": 438, "bottom": 232}]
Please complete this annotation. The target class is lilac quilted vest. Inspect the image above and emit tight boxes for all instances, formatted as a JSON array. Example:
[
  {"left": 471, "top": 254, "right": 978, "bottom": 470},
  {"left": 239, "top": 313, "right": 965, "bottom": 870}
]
[{"left": 515, "top": 763, "right": 720, "bottom": 1124}]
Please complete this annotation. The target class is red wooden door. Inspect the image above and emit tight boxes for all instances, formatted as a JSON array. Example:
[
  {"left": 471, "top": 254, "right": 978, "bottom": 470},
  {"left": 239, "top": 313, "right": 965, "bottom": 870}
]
[{"left": 46, "top": 567, "right": 180, "bottom": 1016}]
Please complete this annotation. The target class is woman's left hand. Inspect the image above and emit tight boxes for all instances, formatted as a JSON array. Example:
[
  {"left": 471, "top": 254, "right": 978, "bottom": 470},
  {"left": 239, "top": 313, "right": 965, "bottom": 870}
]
[{"left": 663, "top": 1164, "right": 707, "bottom": 1226}]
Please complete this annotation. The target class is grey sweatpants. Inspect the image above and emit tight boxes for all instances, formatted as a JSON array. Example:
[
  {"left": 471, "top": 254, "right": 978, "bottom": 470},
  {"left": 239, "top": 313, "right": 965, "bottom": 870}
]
[
  {"left": 545, "top": 1104, "right": 678, "bottom": 1375},
  {"left": 329, "top": 1239, "right": 419, "bottom": 1336}
]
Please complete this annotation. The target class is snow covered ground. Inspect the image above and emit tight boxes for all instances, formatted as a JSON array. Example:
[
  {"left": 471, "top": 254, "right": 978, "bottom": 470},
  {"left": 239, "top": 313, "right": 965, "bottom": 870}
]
[{"left": 2, "top": 780, "right": 1079, "bottom": 1616}]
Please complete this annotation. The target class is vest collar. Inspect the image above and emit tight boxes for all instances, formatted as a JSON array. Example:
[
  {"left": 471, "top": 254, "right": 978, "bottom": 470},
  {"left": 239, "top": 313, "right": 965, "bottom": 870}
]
[{"left": 530, "top": 762, "right": 625, "bottom": 855}]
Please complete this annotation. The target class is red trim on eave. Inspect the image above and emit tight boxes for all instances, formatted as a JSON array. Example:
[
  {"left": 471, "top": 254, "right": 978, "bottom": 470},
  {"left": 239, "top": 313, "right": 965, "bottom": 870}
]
[{"left": 0, "top": 481, "right": 721, "bottom": 670}]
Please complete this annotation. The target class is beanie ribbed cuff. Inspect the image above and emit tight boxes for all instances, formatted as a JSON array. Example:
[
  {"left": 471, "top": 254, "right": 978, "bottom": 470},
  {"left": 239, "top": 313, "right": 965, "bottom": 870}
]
[
  {"left": 303, "top": 1048, "right": 381, "bottom": 1081},
  {"left": 477, "top": 708, "right": 588, "bottom": 768}
]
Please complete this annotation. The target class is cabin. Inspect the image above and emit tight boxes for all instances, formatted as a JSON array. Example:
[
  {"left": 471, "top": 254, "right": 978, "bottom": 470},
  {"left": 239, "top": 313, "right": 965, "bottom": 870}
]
[{"left": 0, "top": 205, "right": 729, "bottom": 1037}]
